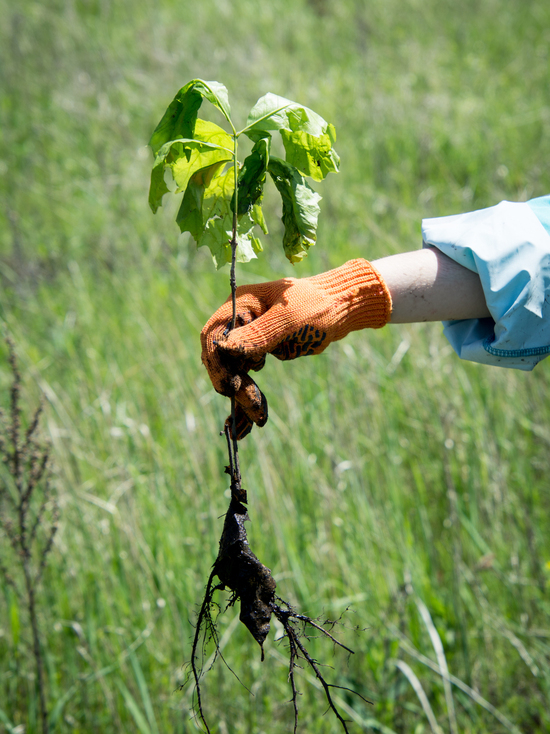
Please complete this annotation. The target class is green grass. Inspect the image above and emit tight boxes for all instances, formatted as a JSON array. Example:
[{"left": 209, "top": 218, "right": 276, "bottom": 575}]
[{"left": 1, "top": 0, "right": 550, "bottom": 732}]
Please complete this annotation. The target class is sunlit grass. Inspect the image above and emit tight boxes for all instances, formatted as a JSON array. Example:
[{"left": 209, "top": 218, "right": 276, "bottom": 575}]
[{"left": 1, "top": 0, "right": 550, "bottom": 731}]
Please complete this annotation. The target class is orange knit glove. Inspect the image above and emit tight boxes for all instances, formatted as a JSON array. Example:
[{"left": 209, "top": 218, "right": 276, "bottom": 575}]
[{"left": 200, "top": 259, "right": 392, "bottom": 439}]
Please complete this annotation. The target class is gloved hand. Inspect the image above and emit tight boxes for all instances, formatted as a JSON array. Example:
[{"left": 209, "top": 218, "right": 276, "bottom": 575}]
[{"left": 200, "top": 258, "right": 392, "bottom": 439}]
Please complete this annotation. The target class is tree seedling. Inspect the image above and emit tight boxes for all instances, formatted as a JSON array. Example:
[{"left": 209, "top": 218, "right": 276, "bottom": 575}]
[{"left": 149, "top": 79, "right": 367, "bottom": 732}]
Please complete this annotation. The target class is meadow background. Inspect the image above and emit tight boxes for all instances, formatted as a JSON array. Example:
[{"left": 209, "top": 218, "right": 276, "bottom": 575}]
[{"left": 1, "top": 0, "right": 550, "bottom": 732}]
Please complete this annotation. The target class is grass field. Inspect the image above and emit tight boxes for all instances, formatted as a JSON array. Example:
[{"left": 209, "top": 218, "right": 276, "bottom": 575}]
[{"left": 1, "top": 0, "right": 550, "bottom": 732}]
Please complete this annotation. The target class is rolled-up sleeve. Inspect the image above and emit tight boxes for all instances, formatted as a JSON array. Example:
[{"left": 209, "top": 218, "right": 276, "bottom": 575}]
[{"left": 422, "top": 198, "right": 550, "bottom": 370}]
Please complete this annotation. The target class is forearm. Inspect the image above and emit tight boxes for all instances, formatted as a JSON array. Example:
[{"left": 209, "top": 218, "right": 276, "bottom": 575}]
[{"left": 372, "top": 248, "right": 491, "bottom": 324}]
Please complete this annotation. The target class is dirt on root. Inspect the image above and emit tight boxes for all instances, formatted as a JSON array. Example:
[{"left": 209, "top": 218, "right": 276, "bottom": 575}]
[{"left": 213, "top": 498, "right": 276, "bottom": 658}]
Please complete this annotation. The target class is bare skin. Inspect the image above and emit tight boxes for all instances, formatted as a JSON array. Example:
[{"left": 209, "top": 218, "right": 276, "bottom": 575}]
[{"left": 373, "top": 248, "right": 491, "bottom": 324}]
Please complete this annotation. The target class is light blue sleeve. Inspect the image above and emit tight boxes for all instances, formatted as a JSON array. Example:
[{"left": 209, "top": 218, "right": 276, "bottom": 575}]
[{"left": 421, "top": 198, "right": 550, "bottom": 370}]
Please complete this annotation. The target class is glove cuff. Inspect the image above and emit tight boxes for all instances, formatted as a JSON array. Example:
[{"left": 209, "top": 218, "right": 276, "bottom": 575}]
[{"left": 311, "top": 258, "right": 392, "bottom": 335}]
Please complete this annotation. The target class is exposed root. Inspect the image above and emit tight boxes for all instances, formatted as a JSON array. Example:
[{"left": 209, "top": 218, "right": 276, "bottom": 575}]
[
  {"left": 189, "top": 569, "right": 220, "bottom": 734},
  {"left": 187, "top": 499, "right": 371, "bottom": 733},
  {"left": 271, "top": 599, "right": 372, "bottom": 734}
]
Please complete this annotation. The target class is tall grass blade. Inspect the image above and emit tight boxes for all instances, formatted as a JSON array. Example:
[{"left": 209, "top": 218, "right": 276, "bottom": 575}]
[
  {"left": 390, "top": 659, "right": 444, "bottom": 734},
  {"left": 115, "top": 678, "right": 153, "bottom": 734},
  {"left": 416, "top": 598, "right": 458, "bottom": 734},
  {"left": 48, "top": 685, "right": 79, "bottom": 728},
  {"left": 129, "top": 650, "right": 160, "bottom": 734},
  {"left": 0, "top": 708, "right": 16, "bottom": 733},
  {"left": 395, "top": 631, "right": 524, "bottom": 734}
]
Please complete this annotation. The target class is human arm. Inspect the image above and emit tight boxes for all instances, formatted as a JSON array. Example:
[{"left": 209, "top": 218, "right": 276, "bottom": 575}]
[
  {"left": 373, "top": 247, "right": 491, "bottom": 323},
  {"left": 200, "top": 251, "right": 490, "bottom": 438}
]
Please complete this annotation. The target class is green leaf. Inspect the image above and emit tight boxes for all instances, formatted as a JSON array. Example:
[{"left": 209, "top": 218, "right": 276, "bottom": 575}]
[
  {"left": 280, "top": 128, "right": 339, "bottom": 182},
  {"left": 245, "top": 93, "right": 326, "bottom": 136},
  {"left": 251, "top": 201, "right": 268, "bottom": 234},
  {"left": 148, "top": 160, "right": 171, "bottom": 214},
  {"left": 149, "top": 82, "right": 202, "bottom": 157},
  {"left": 149, "top": 79, "right": 231, "bottom": 156},
  {"left": 268, "top": 157, "right": 321, "bottom": 264},
  {"left": 149, "top": 81, "right": 338, "bottom": 269},
  {"left": 180, "top": 164, "right": 235, "bottom": 237},
  {"left": 193, "top": 79, "right": 231, "bottom": 123},
  {"left": 234, "top": 138, "right": 270, "bottom": 215},
  {"left": 175, "top": 157, "right": 233, "bottom": 241},
  {"left": 201, "top": 213, "right": 259, "bottom": 270},
  {"left": 148, "top": 120, "right": 234, "bottom": 213},
  {"left": 175, "top": 177, "right": 207, "bottom": 240},
  {"left": 178, "top": 165, "right": 261, "bottom": 269},
  {"left": 250, "top": 234, "right": 263, "bottom": 254},
  {"left": 243, "top": 94, "right": 339, "bottom": 180},
  {"left": 171, "top": 120, "right": 234, "bottom": 191}
]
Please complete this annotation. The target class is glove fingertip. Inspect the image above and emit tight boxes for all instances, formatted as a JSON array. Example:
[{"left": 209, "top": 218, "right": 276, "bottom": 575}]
[
  {"left": 238, "top": 380, "right": 268, "bottom": 427},
  {"left": 225, "top": 409, "right": 254, "bottom": 441},
  {"left": 254, "top": 391, "right": 268, "bottom": 427}
]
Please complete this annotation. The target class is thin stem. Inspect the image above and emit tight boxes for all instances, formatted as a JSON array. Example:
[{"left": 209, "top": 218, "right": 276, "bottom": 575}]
[
  {"left": 225, "top": 129, "right": 243, "bottom": 502},
  {"left": 224, "top": 425, "right": 234, "bottom": 479},
  {"left": 2, "top": 338, "right": 56, "bottom": 734},
  {"left": 23, "top": 563, "right": 49, "bottom": 734},
  {"left": 229, "top": 133, "right": 239, "bottom": 332}
]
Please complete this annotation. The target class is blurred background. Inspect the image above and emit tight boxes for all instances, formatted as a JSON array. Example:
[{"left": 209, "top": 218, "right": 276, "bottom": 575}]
[{"left": 1, "top": 0, "right": 549, "bottom": 731}]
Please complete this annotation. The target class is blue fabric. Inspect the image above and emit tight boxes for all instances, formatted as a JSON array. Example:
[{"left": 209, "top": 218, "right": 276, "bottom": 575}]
[
  {"left": 528, "top": 195, "right": 550, "bottom": 238},
  {"left": 421, "top": 197, "right": 550, "bottom": 370}
]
